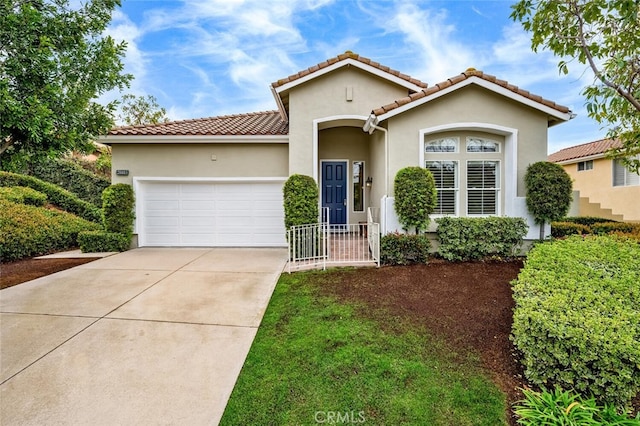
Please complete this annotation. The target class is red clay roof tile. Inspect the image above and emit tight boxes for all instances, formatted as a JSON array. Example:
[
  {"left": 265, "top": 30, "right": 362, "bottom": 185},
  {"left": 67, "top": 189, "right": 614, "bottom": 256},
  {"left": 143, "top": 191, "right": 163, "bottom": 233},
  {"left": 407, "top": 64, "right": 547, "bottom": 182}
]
[
  {"left": 548, "top": 138, "right": 622, "bottom": 163},
  {"left": 108, "top": 111, "right": 288, "bottom": 137}
]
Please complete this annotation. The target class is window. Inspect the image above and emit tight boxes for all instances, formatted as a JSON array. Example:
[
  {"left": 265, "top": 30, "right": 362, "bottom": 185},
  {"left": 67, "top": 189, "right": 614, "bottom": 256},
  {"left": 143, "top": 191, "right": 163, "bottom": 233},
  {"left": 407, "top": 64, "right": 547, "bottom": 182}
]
[
  {"left": 352, "top": 161, "right": 364, "bottom": 212},
  {"left": 613, "top": 158, "right": 640, "bottom": 187},
  {"left": 425, "top": 161, "right": 458, "bottom": 214},
  {"left": 467, "top": 161, "right": 499, "bottom": 215},
  {"left": 466, "top": 137, "right": 500, "bottom": 153},
  {"left": 577, "top": 160, "right": 593, "bottom": 171},
  {"left": 425, "top": 137, "right": 458, "bottom": 153}
]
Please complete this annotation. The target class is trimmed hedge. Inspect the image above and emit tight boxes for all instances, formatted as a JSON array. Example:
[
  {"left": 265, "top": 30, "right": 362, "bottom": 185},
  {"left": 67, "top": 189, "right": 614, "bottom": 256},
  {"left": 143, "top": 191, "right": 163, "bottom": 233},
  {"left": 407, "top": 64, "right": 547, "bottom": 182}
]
[
  {"left": 78, "top": 230, "right": 130, "bottom": 252},
  {"left": 591, "top": 221, "right": 638, "bottom": 235},
  {"left": 550, "top": 221, "right": 590, "bottom": 238},
  {"left": 435, "top": 216, "right": 528, "bottom": 261},
  {"left": 0, "top": 199, "right": 101, "bottom": 261},
  {"left": 562, "top": 216, "right": 617, "bottom": 226},
  {"left": 380, "top": 233, "right": 431, "bottom": 265},
  {"left": 102, "top": 184, "right": 135, "bottom": 240},
  {"left": 29, "top": 157, "right": 110, "bottom": 207},
  {"left": 0, "top": 186, "right": 47, "bottom": 206},
  {"left": 283, "top": 174, "right": 318, "bottom": 229},
  {"left": 511, "top": 236, "right": 640, "bottom": 408},
  {"left": 0, "top": 172, "right": 102, "bottom": 223}
]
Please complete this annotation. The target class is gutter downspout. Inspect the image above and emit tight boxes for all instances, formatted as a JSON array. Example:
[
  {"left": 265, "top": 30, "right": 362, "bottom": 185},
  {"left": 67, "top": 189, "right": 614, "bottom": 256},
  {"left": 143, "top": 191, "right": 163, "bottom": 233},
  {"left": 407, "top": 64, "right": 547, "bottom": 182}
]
[{"left": 363, "top": 114, "right": 388, "bottom": 233}]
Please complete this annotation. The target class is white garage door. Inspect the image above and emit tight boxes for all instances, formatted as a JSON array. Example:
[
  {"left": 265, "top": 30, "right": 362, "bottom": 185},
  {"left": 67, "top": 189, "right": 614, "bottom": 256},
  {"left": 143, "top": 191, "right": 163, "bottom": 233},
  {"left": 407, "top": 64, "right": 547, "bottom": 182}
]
[{"left": 138, "top": 180, "right": 286, "bottom": 247}]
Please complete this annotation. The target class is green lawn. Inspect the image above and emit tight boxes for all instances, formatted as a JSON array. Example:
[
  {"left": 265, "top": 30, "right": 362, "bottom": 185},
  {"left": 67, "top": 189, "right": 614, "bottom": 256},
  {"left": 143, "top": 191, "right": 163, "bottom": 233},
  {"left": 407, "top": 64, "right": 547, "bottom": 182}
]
[{"left": 221, "top": 270, "right": 507, "bottom": 425}]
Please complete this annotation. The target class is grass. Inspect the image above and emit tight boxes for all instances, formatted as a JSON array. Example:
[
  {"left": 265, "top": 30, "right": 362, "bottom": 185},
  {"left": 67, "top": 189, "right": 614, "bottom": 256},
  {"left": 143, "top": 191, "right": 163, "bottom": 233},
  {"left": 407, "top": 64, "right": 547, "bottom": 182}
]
[{"left": 220, "top": 270, "right": 507, "bottom": 425}]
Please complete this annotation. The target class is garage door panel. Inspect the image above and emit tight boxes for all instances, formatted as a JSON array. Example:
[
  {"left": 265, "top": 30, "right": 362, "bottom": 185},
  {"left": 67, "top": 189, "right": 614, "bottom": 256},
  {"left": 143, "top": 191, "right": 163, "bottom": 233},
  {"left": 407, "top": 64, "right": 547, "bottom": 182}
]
[{"left": 139, "top": 181, "right": 286, "bottom": 247}]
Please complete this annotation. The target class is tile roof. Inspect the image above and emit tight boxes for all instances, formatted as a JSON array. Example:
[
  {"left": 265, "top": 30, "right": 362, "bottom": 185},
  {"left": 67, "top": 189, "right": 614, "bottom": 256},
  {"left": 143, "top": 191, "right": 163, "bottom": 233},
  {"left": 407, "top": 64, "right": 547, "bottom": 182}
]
[
  {"left": 548, "top": 138, "right": 622, "bottom": 163},
  {"left": 371, "top": 68, "right": 571, "bottom": 116},
  {"left": 271, "top": 51, "right": 428, "bottom": 89},
  {"left": 108, "top": 111, "right": 288, "bottom": 136}
]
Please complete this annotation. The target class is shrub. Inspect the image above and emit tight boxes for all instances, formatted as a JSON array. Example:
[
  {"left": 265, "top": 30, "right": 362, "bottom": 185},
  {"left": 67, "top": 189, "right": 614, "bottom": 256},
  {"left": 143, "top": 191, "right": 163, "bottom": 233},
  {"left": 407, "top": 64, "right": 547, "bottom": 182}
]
[
  {"left": 0, "top": 171, "right": 102, "bottom": 222},
  {"left": 78, "top": 230, "right": 130, "bottom": 252},
  {"left": 393, "top": 167, "right": 437, "bottom": 233},
  {"left": 513, "top": 387, "right": 640, "bottom": 425},
  {"left": 0, "top": 199, "right": 101, "bottom": 261},
  {"left": 0, "top": 186, "right": 47, "bottom": 206},
  {"left": 562, "top": 216, "right": 617, "bottom": 226},
  {"left": 590, "top": 221, "right": 639, "bottom": 235},
  {"left": 29, "top": 157, "right": 110, "bottom": 207},
  {"left": 380, "top": 233, "right": 431, "bottom": 265},
  {"left": 511, "top": 235, "right": 640, "bottom": 408},
  {"left": 550, "top": 221, "right": 590, "bottom": 238},
  {"left": 436, "top": 217, "right": 528, "bottom": 261},
  {"left": 102, "top": 184, "right": 135, "bottom": 240},
  {"left": 283, "top": 175, "right": 319, "bottom": 229},
  {"left": 525, "top": 162, "right": 573, "bottom": 240}
]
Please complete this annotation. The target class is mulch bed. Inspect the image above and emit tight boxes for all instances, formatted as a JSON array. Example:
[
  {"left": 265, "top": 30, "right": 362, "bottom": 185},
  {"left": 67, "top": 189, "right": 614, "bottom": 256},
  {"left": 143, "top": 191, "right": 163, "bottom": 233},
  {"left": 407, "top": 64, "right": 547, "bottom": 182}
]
[
  {"left": 317, "top": 259, "right": 528, "bottom": 425},
  {"left": 1, "top": 257, "right": 98, "bottom": 289}
]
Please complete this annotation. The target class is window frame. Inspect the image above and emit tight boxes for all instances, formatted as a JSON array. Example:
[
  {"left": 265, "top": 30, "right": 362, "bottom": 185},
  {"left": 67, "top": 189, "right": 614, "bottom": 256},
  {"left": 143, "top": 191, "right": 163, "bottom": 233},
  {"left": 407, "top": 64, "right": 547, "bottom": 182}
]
[
  {"left": 577, "top": 160, "right": 594, "bottom": 172},
  {"left": 465, "top": 159, "right": 501, "bottom": 216},
  {"left": 466, "top": 137, "right": 501, "bottom": 153},
  {"left": 352, "top": 160, "right": 365, "bottom": 213},
  {"left": 425, "top": 160, "right": 459, "bottom": 216},
  {"left": 425, "top": 137, "right": 459, "bottom": 153},
  {"left": 612, "top": 157, "right": 640, "bottom": 187}
]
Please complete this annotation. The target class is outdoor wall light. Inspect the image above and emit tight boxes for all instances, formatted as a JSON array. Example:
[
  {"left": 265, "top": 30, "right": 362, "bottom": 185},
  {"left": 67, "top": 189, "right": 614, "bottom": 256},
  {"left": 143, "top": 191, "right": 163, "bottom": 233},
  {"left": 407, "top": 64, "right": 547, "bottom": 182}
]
[{"left": 366, "top": 176, "right": 373, "bottom": 187}]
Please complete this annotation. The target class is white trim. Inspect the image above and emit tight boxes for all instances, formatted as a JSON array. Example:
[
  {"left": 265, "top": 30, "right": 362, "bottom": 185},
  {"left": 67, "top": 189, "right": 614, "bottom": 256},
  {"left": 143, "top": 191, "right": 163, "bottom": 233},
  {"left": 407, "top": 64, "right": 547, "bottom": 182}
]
[
  {"left": 377, "top": 77, "right": 572, "bottom": 124},
  {"left": 465, "top": 159, "right": 501, "bottom": 216},
  {"left": 320, "top": 160, "right": 350, "bottom": 225},
  {"left": 271, "top": 85, "right": 288, "bottom": 121},
  {"left": 274, "top": 58, "right": 425, "bottom": 94},
  {"left": 352, "top": 160, "right": 366, "bottom": 213},
  {"left": 312, "top": 115, "right": 368, "bottom": 181},
  {"left": 419, "top": 122, "right": 518, "bottom": 218},
  {"left": 101, "top": 135, "right": 288, "bottom": 144}
]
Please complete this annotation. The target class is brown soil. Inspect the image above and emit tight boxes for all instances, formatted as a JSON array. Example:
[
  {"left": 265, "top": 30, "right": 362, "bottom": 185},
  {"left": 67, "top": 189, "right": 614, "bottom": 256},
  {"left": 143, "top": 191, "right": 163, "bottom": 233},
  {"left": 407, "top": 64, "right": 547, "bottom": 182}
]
[
  {"left": 317, "top": 259, "right": 528, "bottom": 425},
  {"left": 1, "top": 257, "right": 98, "bottom": 289}
]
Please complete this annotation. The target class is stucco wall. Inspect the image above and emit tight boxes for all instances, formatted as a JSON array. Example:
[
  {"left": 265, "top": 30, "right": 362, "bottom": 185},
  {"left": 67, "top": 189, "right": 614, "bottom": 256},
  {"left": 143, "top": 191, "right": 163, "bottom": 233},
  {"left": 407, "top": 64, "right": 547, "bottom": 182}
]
[
  {"left": 110, "top": 143, "right": 289, "bottom": 184},
  {"left": 385, "top": 85, "right": 549, "bottom": 198},
  {"left": 287, "top": 66, "right": 410, "bottom": 177},
  {"left": 561, "top": 158, "right": 640, "bottom": 222}
]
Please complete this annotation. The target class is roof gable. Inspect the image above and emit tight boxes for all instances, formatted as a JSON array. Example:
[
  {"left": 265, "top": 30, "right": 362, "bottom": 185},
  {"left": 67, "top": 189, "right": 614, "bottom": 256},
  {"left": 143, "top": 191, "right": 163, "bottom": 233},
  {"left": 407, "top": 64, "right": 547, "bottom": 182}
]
[
  {"left": 368, "top": 69, "right": 572, "bottom": 127},
  {"left": 548, "top": 138, "right": 621, "bottom": 163}
]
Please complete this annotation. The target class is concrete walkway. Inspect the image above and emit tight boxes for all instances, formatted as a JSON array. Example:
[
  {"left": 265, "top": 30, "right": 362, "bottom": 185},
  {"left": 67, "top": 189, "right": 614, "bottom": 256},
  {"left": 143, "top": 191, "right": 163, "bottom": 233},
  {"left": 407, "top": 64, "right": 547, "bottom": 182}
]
[{"left": 0, "top": 248, "right": 287, "bottom": 425}]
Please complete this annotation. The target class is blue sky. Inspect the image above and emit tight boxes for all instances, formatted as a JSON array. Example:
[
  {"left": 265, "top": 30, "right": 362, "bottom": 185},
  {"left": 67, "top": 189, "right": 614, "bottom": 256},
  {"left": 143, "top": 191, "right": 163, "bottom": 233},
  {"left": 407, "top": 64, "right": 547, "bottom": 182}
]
[{"left": 105, "top": 0, "right": 607, "bottom": 154}]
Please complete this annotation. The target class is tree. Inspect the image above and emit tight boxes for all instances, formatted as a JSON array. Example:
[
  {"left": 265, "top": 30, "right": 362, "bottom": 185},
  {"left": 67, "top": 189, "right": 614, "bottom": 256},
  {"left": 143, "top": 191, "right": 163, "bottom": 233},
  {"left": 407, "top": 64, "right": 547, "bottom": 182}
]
[
  {"left": 0, "top": 0, "right": 131, "bottom": 168},
  {"left": 117, "top": 94, "right": 169, "bottom": 126},
  {"left": 511, "top": 0, "right": 640, "bottom": 172},
  {"left": 394, "top": 166, "right": 437, "bottom": 234},
  {"left": 524, "top": 161, "right": 573, "bottom": 240}
]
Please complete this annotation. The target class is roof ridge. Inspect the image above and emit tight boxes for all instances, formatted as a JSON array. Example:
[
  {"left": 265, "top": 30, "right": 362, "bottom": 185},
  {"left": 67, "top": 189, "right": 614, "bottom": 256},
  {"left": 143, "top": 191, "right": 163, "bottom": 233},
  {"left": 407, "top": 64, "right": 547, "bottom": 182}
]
[
  {"left": 271, "top": 51, "right": 429, "bottom": 89},
  {"left": 371, "top": 69, "right": 570, "bottom": 116}
]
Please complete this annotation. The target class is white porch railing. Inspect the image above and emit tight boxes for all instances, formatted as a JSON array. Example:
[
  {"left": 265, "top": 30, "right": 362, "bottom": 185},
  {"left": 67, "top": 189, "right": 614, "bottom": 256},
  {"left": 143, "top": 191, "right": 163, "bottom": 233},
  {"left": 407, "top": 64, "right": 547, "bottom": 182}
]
[{"left": 287, "top": 207, "right": 380, "bottom": 272}]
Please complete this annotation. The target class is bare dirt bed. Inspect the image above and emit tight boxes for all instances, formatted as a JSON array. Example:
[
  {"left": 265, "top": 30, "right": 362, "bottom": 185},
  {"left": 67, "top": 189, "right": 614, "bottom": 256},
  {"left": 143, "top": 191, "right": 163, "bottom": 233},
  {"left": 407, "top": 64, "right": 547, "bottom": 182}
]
[
  {"left": 1, "top": 257, "right": 97, "bottom": 289},
  {"left": 318, "top": 259, "right": 528, "bottom": 425}
]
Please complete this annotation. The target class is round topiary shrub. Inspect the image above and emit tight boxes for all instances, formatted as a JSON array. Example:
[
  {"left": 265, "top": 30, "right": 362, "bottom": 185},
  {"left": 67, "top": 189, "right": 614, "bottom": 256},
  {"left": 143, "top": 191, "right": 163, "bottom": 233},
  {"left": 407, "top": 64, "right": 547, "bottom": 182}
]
[
  {"left": 394, "top": 166, "right": 437, "bottom": 234},
  {"left": 283, "top": 174, "right": 319, "bottom": 229}
]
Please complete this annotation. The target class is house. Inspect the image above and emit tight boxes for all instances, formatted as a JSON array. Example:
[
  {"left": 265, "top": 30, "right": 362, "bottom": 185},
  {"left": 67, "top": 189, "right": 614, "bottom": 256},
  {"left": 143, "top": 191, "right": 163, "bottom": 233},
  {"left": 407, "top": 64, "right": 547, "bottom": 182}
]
[
  {"left": 549, "top": 139, "right": 640, "bottom": 222},
  {"left": 103, "top": 51, "right": 572, "bottom": 248}
]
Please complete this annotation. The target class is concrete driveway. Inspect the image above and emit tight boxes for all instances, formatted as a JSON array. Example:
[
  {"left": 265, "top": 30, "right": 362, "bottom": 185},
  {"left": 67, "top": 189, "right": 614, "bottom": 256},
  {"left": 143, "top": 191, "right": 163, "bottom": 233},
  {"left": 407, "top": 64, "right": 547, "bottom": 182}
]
[{"left": 0, "top": 248, "right": 287, "bottom": 425}]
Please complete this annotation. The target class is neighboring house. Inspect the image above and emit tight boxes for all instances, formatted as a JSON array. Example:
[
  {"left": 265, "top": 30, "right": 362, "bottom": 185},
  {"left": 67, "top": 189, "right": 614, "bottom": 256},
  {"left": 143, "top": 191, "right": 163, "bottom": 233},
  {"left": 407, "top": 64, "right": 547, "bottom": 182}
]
[
  {"left": 103, "top": 51, "right": 572, "bottom": 248},
  {"left": 549, "top": 139, "right": 640, "bottom": 222}
]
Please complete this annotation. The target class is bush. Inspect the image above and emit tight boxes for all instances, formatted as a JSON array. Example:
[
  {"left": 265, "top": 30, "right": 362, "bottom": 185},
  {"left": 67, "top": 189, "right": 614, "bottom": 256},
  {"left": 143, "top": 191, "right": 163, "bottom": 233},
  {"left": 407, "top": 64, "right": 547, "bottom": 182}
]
[
  {"left": 562, "top": 216, "right": 617, "bottom": 226},
  {"left": 0, "top": 199, "right": 101, "bottom": 261},
  {"left": 436, "top": 217, "right": 528, "bottom": 261},
  {"left": 102, "top": 184, "right": 135, "bottom": 240},
  {"left": 0, "top": 186, "right": 47, "bottom": 206},
  {"left": 590, "top": 221, "right": 639, "bottom": 235},
  {"left": 283, "top": 175, "right": 319, "bottom": 229},
  {"left": 0, "top": 171, "right": 102, "bottom": 222},
  {"left": 78, "top": 230, "right": 130, "bottom": 252},
  {"left": 380, "top": 233, "right": 431, "bottom": 265},
  {"left": 393, "top": 167, "right": 437, "bottom": 233},
  {"left": 511, "top": 235, "right": 640, "bottom": 408},
  {"left": 525, "top": 162, "right": 573, "bottom": 240},
  {"left": 29, "top": 157, "right": 110, "bottom": 207},
  {"left": 550, "top": 221, "right": 590, "bottom": 238},
  {"left": 513, "top": 387, "right": 640, "bottom": 425}
]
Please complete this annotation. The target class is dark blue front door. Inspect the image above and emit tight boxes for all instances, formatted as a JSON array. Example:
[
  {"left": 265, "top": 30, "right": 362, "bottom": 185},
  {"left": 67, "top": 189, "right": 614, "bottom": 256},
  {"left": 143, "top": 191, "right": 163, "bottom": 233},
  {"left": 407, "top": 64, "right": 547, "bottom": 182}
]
[{"left": 322, "top": 161, "right": 347, "bottom": 225}]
